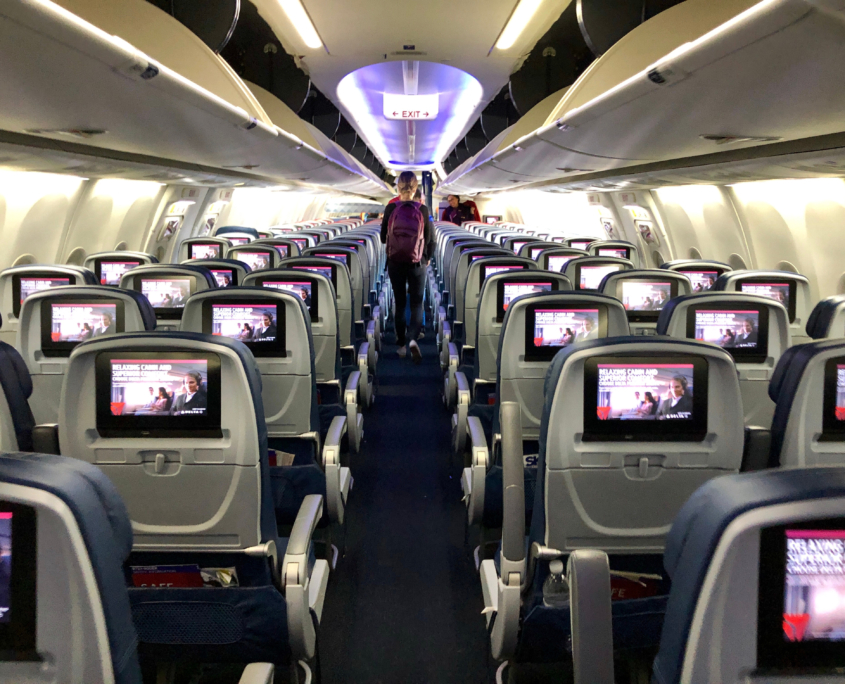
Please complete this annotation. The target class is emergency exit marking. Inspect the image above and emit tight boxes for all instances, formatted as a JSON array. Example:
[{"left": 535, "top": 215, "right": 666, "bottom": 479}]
[{"left": 383, "top": 93, "right": 439, "bottom": 121}]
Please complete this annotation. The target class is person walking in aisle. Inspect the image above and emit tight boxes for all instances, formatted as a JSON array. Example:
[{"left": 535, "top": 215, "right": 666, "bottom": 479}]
[{"left": 381, "top": 171, "right": 435, "bottom": 363}]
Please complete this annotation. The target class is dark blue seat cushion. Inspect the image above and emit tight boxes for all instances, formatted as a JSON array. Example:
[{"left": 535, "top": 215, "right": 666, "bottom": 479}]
[
  {"left": 0, "top": 452, "right": 140, "bottom": 684},
  {"left": 0, "top": 341, "right": 35, "bottom": 452}
]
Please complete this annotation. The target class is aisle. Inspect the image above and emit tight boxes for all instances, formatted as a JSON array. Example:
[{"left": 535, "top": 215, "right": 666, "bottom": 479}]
[{"left": 319, "top": 327, "right": 490, "bottom": 683}]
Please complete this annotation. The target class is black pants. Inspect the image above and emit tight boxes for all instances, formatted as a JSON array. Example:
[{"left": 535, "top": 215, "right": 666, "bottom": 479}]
[{"left": 388, "top": 260, "right": 426, "bottom": 346}]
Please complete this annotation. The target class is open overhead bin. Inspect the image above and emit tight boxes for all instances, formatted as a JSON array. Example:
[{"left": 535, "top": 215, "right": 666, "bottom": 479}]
[
  {"left": 441, "top": 0, "right": 845, "bottom": 196},
  {"left": 0, "top": 0, "right": 390, "bottom": 196}
]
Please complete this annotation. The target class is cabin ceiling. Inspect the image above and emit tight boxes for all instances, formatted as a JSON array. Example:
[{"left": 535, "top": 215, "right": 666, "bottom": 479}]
[{"left": 251, "top": 0, "right": 573, "bottom": 171}]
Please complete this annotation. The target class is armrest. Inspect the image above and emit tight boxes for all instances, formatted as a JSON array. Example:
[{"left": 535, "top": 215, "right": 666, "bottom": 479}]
[
  {"left": 237, "top": 663, "right": 274, "bottom": 684},
  {"left": 452, "top": 371, "right": 471, "bottom": 457},
  {"left": 568, "top": 550, "right": 614, "bottom": 684},
  {"left": 490, "top": 402, "right": 525, "bottom": 661},
  {"left": 443, "top": 342, "right": 460, "bottom": 407},
  {"left": 466, "top": 415, "right": 488, "bottom": 525},
  {"left": 344, "top": 371, "right": 363, "bottom": 453},
  {"left": 356, "top": 342, "right": 375, "bottom": 407},
  {"left": 283, "top": 494, "right": 324, "bottom": 661},
  {"left": 32, "top": 424, "right": 60, "bottom": 455},
  {"left": 322, "top": 415, "right": 349, "bottom": 523},
  {"left": 742, "top": 425, "right": 772, "bottom": 471}
]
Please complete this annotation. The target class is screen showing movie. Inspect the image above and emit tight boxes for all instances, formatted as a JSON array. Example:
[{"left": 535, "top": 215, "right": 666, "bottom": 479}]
[
  {"left": 622, "top": 281, "right": 672, "bottom": 311},
  {"left": 212, "top": 304, "right": 277, "bottom": 343},
  {"left": 51, "top": 303, "right": 117, "bottom": 342},
  {"left": 470, "top": 254, "right": 493, "bottom": 262},
  {"left": 0, "top": 512, "right": 10, "bottom": 624},
  {"left": 210, "top": 270, "right": 235, "bottom": 288},
  {"left": 290, "top": 238, "right": 308, "bottom": 250},
  {"left": 264, "top": 281, "right": 313, "bottom": 314},
  {"left": 188, "top": 243, "right": 221, "bottom": 260},
  {"left": 741, "top": 282, "right": 790, "bottom": 312},
  {"left": 598, "top": 247, "right": 629, "bottom": 259},
  {"left": 502, "top": 282, "right": 552, "bottom": 313},
  {"left": 141, "top": 278, "right": 191, "bottom": 309},
  {"left": 534, "top": 309, "right": 599, "bottom": 348},
  {"left": 483, "top": 265, "right": 524, "bottom": 280},
  {"left": 547, "top": 255, "right": 577, "bottom": 273},
  {"left": 512, "top": 241, "right": 529, "bottom": 254},
  {"left": 530, "top": 247, "right": 548, "bottom": 260},
  {"left": 685, "top": 270, "right": 719, "bottom": 292},
  {"left": 272, "top": 244, "right": 289, "bottom": 257},
  {"left": 100, "top": 260, "right": 141, "bottom": 286},
  {"left": 233, "top": 251, "right": 270, "bottom": 271},
  {"left": 227, "top": 237, "right": 251, "bottom": 246},
  {"left": 570, "top": 240, "right": 594, "bottom": 250},
  {"left": 694, "top": 310, "right": 761, "bottom": 350},
  {"left": 292, "top": 265, "right": 333, "bottom": 288},
  {"left": 315, "top": 253, "right": 348, "bottom": 266},
  {"left": 109, "top": 358, "right": 208, "bottom": 417},
  {"left": 597, "top": 363, "right": 695, "bottom": 421},
  {"left": 579, "top": 265, "right": 622, "bottom": 290},
  {"left": 20, "top": 277, "right": 71, "bottom": 305},
  {"left": 782, "top": 529, "right": 845, "bottom": 642},
  {"left": 485, "top": 215, "right": 502, "bottom": 224}
]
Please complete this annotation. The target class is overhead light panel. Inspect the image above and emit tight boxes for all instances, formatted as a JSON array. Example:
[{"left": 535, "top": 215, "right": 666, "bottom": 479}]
[
  {"left": 496, "top": 0, "right": 544, "bottom": 50},
  {"left": 278, "top": 0, "right": 322, "bottom": 49}
]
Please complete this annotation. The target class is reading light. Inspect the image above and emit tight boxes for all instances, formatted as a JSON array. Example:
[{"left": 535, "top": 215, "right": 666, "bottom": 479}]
[
  {"left": 496, "top": 0, "right": 544, "bottom": 50},
  {"left": 278, "top": 0, "right": 322, "bottom": 49}
]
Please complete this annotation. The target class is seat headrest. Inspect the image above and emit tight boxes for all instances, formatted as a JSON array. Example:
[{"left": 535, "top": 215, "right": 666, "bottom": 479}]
[
  {"left": 214, "top": 226, "right": 260, "bottom": 239},
  {"left": 653, "top": 467, "right": 845, "bottom": 684},
  {"left": 806, "top": 295, "right": 845, "bottom": 339}
]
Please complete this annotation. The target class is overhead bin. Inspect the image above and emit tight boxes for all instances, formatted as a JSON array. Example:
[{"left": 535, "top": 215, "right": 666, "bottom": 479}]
[
  {"left": 0, "top": 0, "right": 390, "bottom": 196},
  {"left": 441, "top": 0, "right": 844, "bottom": 196}
]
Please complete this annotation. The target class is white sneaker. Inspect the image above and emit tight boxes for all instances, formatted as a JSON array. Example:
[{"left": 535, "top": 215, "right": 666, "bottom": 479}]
[
  {"left": 397, "top": 345, "right": 407, "bottom": 358},
  {"left": 409, "top": 340, "right": 422, "bottom": 364}
]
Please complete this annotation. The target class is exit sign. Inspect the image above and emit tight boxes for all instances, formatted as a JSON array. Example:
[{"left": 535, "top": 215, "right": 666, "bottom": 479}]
[{"left": 383, "top": 93, "right": 439, "bottom": 121}]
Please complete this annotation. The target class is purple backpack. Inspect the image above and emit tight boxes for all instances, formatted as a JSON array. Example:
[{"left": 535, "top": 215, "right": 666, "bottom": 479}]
[{"left": 387, "top": 201, "right": 425, "bottom": 263}]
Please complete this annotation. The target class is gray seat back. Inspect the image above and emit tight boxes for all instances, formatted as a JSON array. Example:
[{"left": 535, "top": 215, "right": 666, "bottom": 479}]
[
  {"left": 564, "top": 256, "right": 634, "bottom": 291},
  {"left": 252, "top": 238, "right": 302, "bottom": 259},
  {"left": 83, "top": 252, "right": 157, "bottom": 287},
  {"left": 499, "top": 292, "right": 630, "bottom": 440},
  {"left": 303, "top": 246, "right": 365, "bottom": 320},
  {"left": 657, "top": 292, "right": 790, "bottom": 426},
  {"left": 541, "top": 338, "right": 742, "bottom": 553},
  {"left": 0, "top": 265, "right": 97, "bottom": 345},
  {"left": 179, "top": 258, "right": 251, "bottom": 287},
  {"left": 18, "top": 286, "right": 155, "bottom": 424},
  {"left": 243, "top": 269, "right": 338, "bottom": 382},
  {"left": 588, "top": 240, "right": 640, "bottom": 268},
  {"left": 282, "top": 257, "right": 355, "bottom": 345},
  {"left": 475, "top": 272, "right": 573, "bottom": 381},
  {"left": 714, "top": 270, "right": 812, "bottom": 345},
  {"left": 600, "top": 269, "right": 693, "bottom": 335},
  {"left": 538, "top": 248, "right": 589, "bottom": 273},
  {"left": 179, "top": 237, "right": 233, "bottom": 262},
  {"left": 226, "top": 244, "right": 282, "bottom": 272},
  {"left": 120, "top": 264, "right": 216, "bottom": 330},
  {"left": 181, "top": 288, "right": 315, "bottom": 438},
  {"left": 660, "top": 259, "right": 731, "bottom": 293}
]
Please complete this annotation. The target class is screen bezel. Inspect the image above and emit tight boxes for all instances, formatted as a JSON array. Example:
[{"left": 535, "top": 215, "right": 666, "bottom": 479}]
[
  {"left": 0, "top": 503, "right": 37, "bottom": 661},
  {"left": 255, "top": 275, "right": 319, "bottom": 319},
  {"left": 576, "top": 263, "right": 624, "bottom": 291},
  {"left": 685, "top": 304, "right": 770, "bottom": 364},
  {"left": 39, "top": 297, "right": 126, "bottom": 357},
  {"left": 758, "top": 518, "right": 845, "bottom": 672},
  {"left": 821, "top": 357, "right": 845, "bottom": 442},
  {"left": 496, "top": 278, "right": 559, "bottom": 322},
  {"left": 737, "top": 277, "right": 797, "bottom": 324},
  {"left": 133, "top": 274, "right": 198, "bottom": 319},
  {"left": 188, "top": 242, "right": 223, "bottom": 260},
  {"left": 677, "top": 267, "right": 726, "bottom": 292},
  {"left": 478, "top": 262, "right": 528, "bottom": 288},
  {"left": 568, "top": 239, "right": 596, "bottom": 250},
  {"left": 201, "top": 299, "right": 286, "bottom": 358},
  {"left": 12, "top": 273, "right": 73, "bottom": 318},
  {"left": 620, "top": 277, "right": 679, "bottom": 323},
  {"left": 524, "top": 302, "right": 608, "bottom": 362},
  {"left": 95, "top": 259, "right": 143, "bottom": 287},
  {"left": 95, "top": 350, "right": 223, "bottom": 438},
  {"left": 583, "top": 354, "right": 709, "bottom": 442}
]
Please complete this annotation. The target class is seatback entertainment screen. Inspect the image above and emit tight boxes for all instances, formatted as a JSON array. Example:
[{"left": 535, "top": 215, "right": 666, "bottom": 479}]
[
  {"left": 547, "top": 255, "right": 577, "bottom": 273},
  {"left": 226, "top": 237, "right": 251, "bottom": 246},
  {"left": 583, "top": 356, "right": 708, "bottom": 442},
  {"left": 0, "top": 512, "right": 10, "bottom": 625},
  {"left": 210, "top": 269, "right": 235, "bottom": 288},
  {"left": 314, "top": 253, "right": 348, "bottom": 266},
  {"left": 42, "top": 301, "right": 122, "bottom": 355},
  {"left": 206, "top": 302, "right": 285, "bottom": 357},
  {"left": 497, "top": 281, "right": 554, "bottom": 321},
  {"left": 481, "top": 264, "right": 526, "bottom": 285},
  {"left": 569, "top": 240, "right": 594, "bottom": 250},
  {"left": 15, "top": 275, "right": 71, "bottom": 316},
  {"left": 740, "top": 280, "right": 796, "bottom": 322},
  {"left": 621, "top": 280, "right": 673, "bottom": 318},
  {"left": 188, "top": 243, "right": 222, "bottom": 260},
  {"left": 512, "top": 241, "right": 529, "bottom": 254},
  {"left": 233, "top": 251, "right": 271, "bottom": 271},
  {"left": 96, "top": 352, "right": 222, "bottom": 437},
  {"left": 687, "top": 307, "right": 769, "bottom": 362},
  {"left": 525, "top": 305, "right": 605, "bottom": 361},
  {"left": 99, "top": 260, "right": 141, "bottom": 286},
  {"left": 292, "top": 265, "right": 335, "bottom": 289},
  {"left": 598, "top": 247, "right": 629, "bottom": 259},
  {"left": 684, "top": 270, "right": 719, "bottom": 292},
  {"left": 262, "top": 280, "right": 315, "bottom": 316},
  {"left": 141, "top": 278, "right": 191, "bottom": 310},
  {"left": 578, "top": 264, "right": 622, "bottom": 290},
  {"left": 0, "top": 504, "right": 37, "bottom": 658}
]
